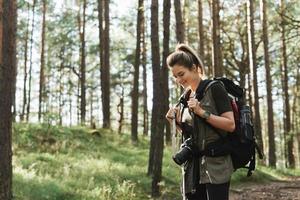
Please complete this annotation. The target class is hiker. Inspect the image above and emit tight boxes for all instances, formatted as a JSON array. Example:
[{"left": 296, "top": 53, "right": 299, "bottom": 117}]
[{"left": 165, "top": 43, "right": 235, "bottom": 200}]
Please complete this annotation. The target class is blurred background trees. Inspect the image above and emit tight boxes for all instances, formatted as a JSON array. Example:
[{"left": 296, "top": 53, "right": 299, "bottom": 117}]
[{"left": 2, "top": 0, "right": 299, "bottom": 197}]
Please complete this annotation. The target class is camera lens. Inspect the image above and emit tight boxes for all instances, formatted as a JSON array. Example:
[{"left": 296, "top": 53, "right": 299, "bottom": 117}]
[{"left": 172, "top": 145, "right": 193, "bottom": 165}]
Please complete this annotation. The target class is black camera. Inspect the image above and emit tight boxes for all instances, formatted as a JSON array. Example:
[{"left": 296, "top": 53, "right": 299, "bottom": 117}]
[{"left": 172, "top": 138, "right": 194, "bottom": 165}]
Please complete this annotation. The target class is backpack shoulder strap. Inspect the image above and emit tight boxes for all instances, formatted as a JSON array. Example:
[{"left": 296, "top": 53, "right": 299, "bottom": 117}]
[
  {"left": 203, "top": 80, "right": 224, "bottom": 96},
  {"left": 195, "top": 79, "right": 222, "bottom": 101}
]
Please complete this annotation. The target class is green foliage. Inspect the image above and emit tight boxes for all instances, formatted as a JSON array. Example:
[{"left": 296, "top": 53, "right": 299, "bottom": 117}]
[
  {"left": 12, "top": 123, "right": 180, "bottom": 200},
  {"left": 13, "top": 123, "right": 300, "bottom": 199}
]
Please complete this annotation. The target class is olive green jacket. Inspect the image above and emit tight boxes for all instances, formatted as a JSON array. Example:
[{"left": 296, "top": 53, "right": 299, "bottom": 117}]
[{"left": 183, "top": 84, "right": 234, "bottom": 194}]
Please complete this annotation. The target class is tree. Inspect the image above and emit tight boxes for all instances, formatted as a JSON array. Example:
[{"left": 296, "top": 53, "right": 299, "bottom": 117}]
[
  {"left": 174, "top": 0, "right": 185, "bottom": 43},
  {"left": 26, "top": 0, "right": 37, "bottom": 122},
  {"left": 141, "top": 2, "right": 148, "bottom": 136},
  {"left": 222, "top": 4, "right": 249, "bottom": 88},
  {"left": 0, "top": 0, "right": 17, "bottom": 198},
  {"left": 260, "top": 0, "right": 276, "bottom": 167},
  {"left": 279, "top": 0, "right": 294, "bottom": 168},
  {"left": 98, "top": 0, "right": 110, "bottom": 128},
  {"left": 198, "top": 0, "right": 204, "bottom": 59},
  {"left": 148, "top": 0, "right": 165, "bottom": 197},
  {"left": 247, "top": 0, "right": 264, "bottom": 155},
  {"left": 39, "top": 0, "right": 47, "bottom": 122},
  {"left": 162, "top": 0, "right": 171, "bottom": 144},
  {"left": 78, "top": 0, "right": 87, "bottom": 125},
  {"left": 211, "top": 0, "right": 223, "bottom": 76},
  {"left": 131, "top": 0, "right": 144, "bottom": 143},
  {"left": 20, "top": 2, "right": 30, "bottom": 122}
]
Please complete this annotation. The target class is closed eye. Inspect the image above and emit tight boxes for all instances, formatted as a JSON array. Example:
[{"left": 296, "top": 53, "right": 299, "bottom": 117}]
[{"left": 177, "top": 72, "right": 184, "bottom": 77}]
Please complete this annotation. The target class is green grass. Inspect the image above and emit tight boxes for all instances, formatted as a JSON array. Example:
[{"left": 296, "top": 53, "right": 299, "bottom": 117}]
[
  {"left": 12, "top": 123, "right": 299, "bottom": 200},
  {"left": 12, "top": 123, "right": 182, "bottom": 200}
]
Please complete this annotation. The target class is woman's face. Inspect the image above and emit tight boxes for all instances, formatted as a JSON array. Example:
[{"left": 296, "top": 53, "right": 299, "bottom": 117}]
[{"left": 171, "top": 64, "right": 200, "bottom": 89}]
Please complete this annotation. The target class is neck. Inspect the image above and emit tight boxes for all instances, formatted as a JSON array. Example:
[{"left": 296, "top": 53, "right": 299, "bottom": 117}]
[{"left": 190, "top": 77, "right": 201, "bottom": 92}]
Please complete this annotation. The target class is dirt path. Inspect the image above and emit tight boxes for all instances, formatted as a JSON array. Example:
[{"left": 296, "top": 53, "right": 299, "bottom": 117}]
[{"left": 230, "top": 177, "right": 300, "bottom": 200}]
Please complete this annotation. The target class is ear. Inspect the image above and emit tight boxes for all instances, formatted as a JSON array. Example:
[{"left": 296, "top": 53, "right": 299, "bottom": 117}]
[
  {"left": 198, "top": 66, "right": 203, "bottom": 75},
  {"left": 192, "top": 64, "right": 198, "bottom": 72},
  {"left": 194, "top": 64, "right": 202, "bottom": 74}
]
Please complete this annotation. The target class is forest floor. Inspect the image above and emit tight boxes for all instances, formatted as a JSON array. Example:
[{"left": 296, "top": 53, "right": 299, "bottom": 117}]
[{"left": 230, "top": 176, "right": 300, "bottom": 200}]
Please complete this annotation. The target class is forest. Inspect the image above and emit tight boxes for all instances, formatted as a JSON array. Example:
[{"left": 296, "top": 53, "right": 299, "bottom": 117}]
[{"left": 0, "top": 0, "right": 300, "bottom": 199}]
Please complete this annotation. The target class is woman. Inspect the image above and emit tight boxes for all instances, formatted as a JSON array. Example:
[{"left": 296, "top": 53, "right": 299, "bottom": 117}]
[{"left": 166, "top": 44, "right": 235, "bottom": 200}]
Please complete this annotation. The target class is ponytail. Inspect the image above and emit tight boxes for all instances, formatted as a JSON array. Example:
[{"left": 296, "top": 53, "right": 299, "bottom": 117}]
[{"left": 167, "top": 43, "right": 205, "bottom": 75}]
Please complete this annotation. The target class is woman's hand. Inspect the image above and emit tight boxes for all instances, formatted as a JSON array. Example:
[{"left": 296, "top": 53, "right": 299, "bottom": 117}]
[
  {"left": 188, "top": 97, "right": 235, "bottom": 132},
  {"left": 165, "top": 106, "right": 180, "bottom": 124},
  {"left": 187, "top": 97, "right": 204, "bottom": 116}
]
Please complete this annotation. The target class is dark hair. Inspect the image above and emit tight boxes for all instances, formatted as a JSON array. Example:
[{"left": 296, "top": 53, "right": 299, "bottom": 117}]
[{"left": 166, "top": 43, "right": 205, "bottom": 74}]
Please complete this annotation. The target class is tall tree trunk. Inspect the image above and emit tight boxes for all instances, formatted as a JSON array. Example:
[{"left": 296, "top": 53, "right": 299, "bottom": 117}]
[
  {"left": 78, "top": 0, "right": 87, "bottom": 125},
  {"left": 174, "top": 0, "right": 185, "bottom": 43},
  {"left": 211, "top": 0, "right": 223, "bottom": 76},
  {"left": 293, "top": 67, "right": 300, "bottom": 166},
  {"left": 0, "top": 0, "right": 17, "bottom": 198},
  {"left": 131, "top": 0, "right": 144, "bottom": 144},
  {"left": 26, "top": 0, "right": 37, "bottom": 122},
  {"left": 103, "top": 0, "right": 110, "bottom": 128},
  {"left": 279, "top": 0, "right": 294, "bottom": 168},
  {"left": 117, "top": 87, "right": 124, "bottom": 134},
  {"left": 58, "top": 48, "right": 65, "bottom": 126},
  {"left": 198, "top": 0, "right": 204, "bottom": 60},
  {"left": 162, "top": 0, "right": 171, "bottom": 145},
  {"left": 260, "top": 0, "right": 276, "bottom": 167},
  {"left": 141, "top": 4, "right": 148, "bottom": 136},
  {"left": 247, "top": 0, "right": 264, "bottom": 155},
  {"left": 39, "top": 0, "right": 46, "bottom": 122},
  {"left": 21, "top": 2, "right": 30, "bottom": 122},
  {"left": 148, "top": 0, "right": 164, "bottom": 197},
  {"left": 98, "top": 0, "right": 110, "bottom": 128},
  {"left": 294, "top": 67, "right": 300, "bottom": 166},
  {"left": 97, "top": 0, "right": 104, "bottom": 127},
  {"left": 183, "top": 0, "right": 189, "bottom": 43}
]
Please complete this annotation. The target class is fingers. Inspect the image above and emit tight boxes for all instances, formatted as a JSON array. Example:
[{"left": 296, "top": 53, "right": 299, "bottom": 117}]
[
  {"left": 187, "top": 98, "right": 198, "bottom": 110},
  {"left": 188, "top": 98, "right": 201, "bottom": 113},
  {"left": 166, "top": 108, "right": 176, "bottom": 120}
]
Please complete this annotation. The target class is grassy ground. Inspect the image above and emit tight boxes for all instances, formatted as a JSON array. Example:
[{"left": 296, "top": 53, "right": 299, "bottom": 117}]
[{"left": 12, "top": 123, "right": 300, "bottom": 200}]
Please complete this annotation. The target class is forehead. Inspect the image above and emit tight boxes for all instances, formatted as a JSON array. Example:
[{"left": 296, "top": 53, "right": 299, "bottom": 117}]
[{"left": 171, "top": 64, "right": 189, "bottom": 75}]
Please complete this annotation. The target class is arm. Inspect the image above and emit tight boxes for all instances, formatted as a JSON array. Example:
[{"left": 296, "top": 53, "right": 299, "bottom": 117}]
[
  {"left": 188, "top": 83, "right": 235, "bottom": 132},
  {"left": 166, "top": 106, "right": 182, "bottom": 132},
  {"left": 195, "top": 109, "right": 235, "bottom": 132}
]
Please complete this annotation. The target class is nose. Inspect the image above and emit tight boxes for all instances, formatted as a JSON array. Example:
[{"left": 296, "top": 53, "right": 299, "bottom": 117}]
[{"left": 175, "top": 77, "right": 182, "bottom": 84}]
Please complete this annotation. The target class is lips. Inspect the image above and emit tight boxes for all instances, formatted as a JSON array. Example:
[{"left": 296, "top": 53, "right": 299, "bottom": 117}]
[{"left": 180, "top": 81, "right": 187, "bottom": 85}]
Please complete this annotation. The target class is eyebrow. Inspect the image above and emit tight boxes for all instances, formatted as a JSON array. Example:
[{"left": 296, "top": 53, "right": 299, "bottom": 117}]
[{"left": 173, "top": 70, "right": 184, "bottom": 77}]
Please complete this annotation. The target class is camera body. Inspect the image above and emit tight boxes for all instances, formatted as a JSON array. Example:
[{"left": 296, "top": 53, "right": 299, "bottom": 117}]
[{"left": 172, "top": 138, "right": 194, "bottom": 165}]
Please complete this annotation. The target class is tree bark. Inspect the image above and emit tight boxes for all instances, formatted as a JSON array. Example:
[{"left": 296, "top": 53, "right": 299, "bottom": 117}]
[
  {"left": 26, "top": 0, "right": 37, "bottom": 122},
  {"left": 174, "top": 0, "right": 185, "bottom": 43},
  {"left": 58, "top": 47, "right": 65, "bottom": 126},
  {"left": 260, "top": 0, "right": 276, "bottom": 167},
  {"left": 78, "top": 0, "right": 87, "bottom": 125},
  {"left": 141, "top": 3, "right": 148, "bottom": 136},
  {"left": 247, "top": 0, "right": 264, "bottom": 156},
  {"left": 117, "top": 87, "right": 124, "bottom": 134},
  {"left": 162, "top": 0, "right": 171, "bottom": 145},
  {"left": 0, "top": 0, "right": 17, "bottom": 198},
  {"left": 211, "top": 0, "right": 223, "bottom": 76},
  {"left": 20, "top": 2, "right": 30, "bottom": 122},
  {"left": 198, "top": 0, "right": 204, "bottom": 60},
  {"left": 39, "top": 0, "right": 46, "bottom": 122},
  {"left": 131, "top": 0, "right": 144, "bottom": 143},
  {"left": 98, "top": 0, "right": 110, "bottom": 128},
  {"left": 148, "top": 0, "right": 165, "bottom": 197},
  {"left": 279, "top": 0, "right": 294, "bottom": 168}
]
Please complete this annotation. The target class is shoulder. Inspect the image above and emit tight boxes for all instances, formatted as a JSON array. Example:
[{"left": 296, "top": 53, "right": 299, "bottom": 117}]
[
  {"left": 205, "top": 81, "right": 227, "bottom": 97},
  {"left": 210, "top": 81, "right": 227, "bottom": 94}
]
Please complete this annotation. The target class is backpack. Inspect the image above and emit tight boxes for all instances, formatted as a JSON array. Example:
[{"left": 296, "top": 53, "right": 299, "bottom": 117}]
[{"left": 200, "top": 77, "right": 263, "bottom": 176}]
